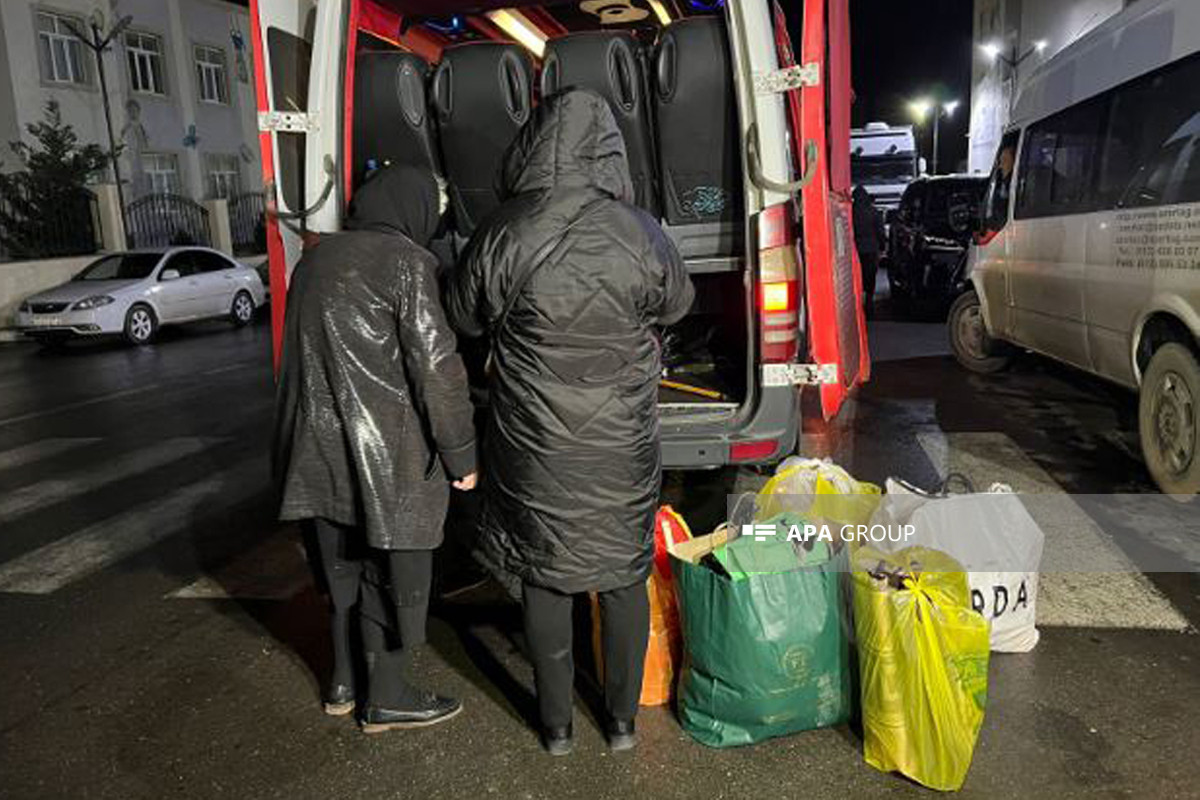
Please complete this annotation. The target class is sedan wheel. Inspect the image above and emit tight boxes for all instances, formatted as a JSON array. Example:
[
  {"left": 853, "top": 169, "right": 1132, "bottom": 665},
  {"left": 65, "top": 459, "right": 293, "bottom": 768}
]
[
  {"left": 230, "top": 291, "right": 255, "bottom": 327},
  {"left": 124, "top": 305, "right": 157, "bottom": 346}
]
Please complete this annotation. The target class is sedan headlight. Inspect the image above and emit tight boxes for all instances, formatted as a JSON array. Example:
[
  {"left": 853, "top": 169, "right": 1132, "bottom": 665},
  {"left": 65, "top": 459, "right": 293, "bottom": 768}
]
[{"left": 72, "top": 295, "right": 115, "bottom": 310}]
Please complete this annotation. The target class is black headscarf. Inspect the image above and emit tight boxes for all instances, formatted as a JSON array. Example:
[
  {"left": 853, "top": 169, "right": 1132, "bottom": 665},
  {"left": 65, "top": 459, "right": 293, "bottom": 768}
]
[{"left": 345, "top": 163, "right": 440, "bottom": 248}]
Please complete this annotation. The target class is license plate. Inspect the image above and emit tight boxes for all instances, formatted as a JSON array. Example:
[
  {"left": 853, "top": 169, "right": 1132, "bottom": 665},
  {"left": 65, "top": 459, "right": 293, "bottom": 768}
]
[{"left": 30, "top": 317, "right": 64, "bottom": 327}]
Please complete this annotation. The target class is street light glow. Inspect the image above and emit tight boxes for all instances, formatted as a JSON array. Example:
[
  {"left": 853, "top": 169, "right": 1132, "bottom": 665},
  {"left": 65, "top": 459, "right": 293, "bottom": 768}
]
[
  {"left": 943, "top": 100, "right": 960, "bottom": 116},
  {"left": 909, "top": 99, "right": 932, "bottom": 122},
  {"left": 1034, "top": 39, "right": 1048, "bottom": 53},
  {"left": 982, "top": 42, "right": 1002, "bottom": 60}
]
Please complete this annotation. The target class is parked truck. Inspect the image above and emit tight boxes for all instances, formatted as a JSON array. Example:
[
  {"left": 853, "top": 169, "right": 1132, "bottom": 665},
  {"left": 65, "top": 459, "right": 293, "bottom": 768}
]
[{"left": 850, "top": 121, "right": 922, "bottom": 214}]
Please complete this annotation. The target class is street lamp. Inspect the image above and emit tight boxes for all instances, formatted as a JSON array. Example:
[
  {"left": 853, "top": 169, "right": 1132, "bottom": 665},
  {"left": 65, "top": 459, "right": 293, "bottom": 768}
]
[
  {"left": 982, "top": 38, "right": 1048, "bottom": 115},
  {"left": 909, "top": 96, "right": 960, "bottom": 175},
  {"left": 65, "top": 10, "right": 133, "bottom": 243}
]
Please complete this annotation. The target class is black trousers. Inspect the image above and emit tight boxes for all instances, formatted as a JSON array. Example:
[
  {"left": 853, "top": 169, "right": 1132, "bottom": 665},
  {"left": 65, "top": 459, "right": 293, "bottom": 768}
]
[
  {"left": 860, "top": 251, "right": 880, "bottom": 310},
  {"left": 311, "top": 518, "right": 432, "bottom": 707},
  {"left": 522, "top": 580, "right": 650, "bottom": 730}
]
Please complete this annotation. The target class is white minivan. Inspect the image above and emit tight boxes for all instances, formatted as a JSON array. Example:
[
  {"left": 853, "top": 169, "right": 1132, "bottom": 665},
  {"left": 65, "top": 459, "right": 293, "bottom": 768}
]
[
  {"left": 951, "top": 0, "right": 1200, "bottom": 493},
  {"left": 249, "top": 0, "right": 869, "bottom": 468}
]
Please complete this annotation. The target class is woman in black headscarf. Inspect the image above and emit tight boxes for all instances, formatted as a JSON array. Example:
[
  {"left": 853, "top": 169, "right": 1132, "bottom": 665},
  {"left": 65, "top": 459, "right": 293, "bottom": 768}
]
[{"left": 274, "top": 164, "right": 477, "bottom": 732}]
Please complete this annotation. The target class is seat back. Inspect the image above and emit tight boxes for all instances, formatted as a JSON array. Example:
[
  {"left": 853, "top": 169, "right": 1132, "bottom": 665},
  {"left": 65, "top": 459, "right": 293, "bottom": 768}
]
[
  {"left": 654, "top": 17, "right": 743, "bottom": 257},
  {"left": 352, "top": 51, "right": 440, "bottom": 191},
  {"left": 432, "top": 42, "right": 533, "bottom": 235},
  {"left": 541, "top": 32, "right": 660, "bottom": 217}
]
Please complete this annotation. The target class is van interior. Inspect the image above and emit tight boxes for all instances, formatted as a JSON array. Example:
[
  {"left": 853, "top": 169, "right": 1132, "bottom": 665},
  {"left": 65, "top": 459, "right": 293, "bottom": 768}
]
[{"left": 347, "top": 4, "right": 756, "bottom": 415}]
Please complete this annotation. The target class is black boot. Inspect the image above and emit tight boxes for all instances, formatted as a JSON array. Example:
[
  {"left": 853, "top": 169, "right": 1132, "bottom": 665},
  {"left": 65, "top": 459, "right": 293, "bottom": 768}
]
[
  {"left": 541, "top": 723, "right": 573, "bottom": 756},
  {"left": 606, "top": 718, "right": 636, "bottom": 752},
  {"left": 325, "top": 608, "right": 355, "bottom": 716},
  {"left": 362, "top": 691, "right": 462, "bottom": 733}
]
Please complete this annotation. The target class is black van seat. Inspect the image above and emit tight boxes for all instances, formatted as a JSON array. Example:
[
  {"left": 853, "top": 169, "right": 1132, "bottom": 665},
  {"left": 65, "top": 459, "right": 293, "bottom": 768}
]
[
  {"left": 541, "top": 32, "right": 660, "bottom": 217},
  {"left": 352, "top": 51, "right": 440, "bottom": 190},
  {"left": 654, "top": 17, "right": 743, "bottom": 259},
  {"left": 433, "top": 42, "right": 533, "bottom": 236}
]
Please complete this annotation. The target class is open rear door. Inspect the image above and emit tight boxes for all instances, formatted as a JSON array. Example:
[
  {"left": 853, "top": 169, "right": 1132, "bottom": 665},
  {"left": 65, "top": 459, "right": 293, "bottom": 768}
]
[
  {"left": 251, "top": 0, "right": 349, "bottom": 368},
  {"left": 774, "top": 0, "right": 869, "bottom": 419}
]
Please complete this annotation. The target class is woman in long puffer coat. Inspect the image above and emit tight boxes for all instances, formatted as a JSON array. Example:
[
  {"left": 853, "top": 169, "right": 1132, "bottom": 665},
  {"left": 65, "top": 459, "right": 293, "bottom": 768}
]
[{"left": 447, "top": 89, "right": 694, "bottom": 755}]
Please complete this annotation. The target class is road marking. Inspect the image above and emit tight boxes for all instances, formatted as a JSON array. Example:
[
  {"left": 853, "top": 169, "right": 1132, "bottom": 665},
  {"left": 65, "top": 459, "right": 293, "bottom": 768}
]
[
  {"left": 917, "top": 431, "right": 1189, "bottom": 631},
  {"left": 0, "top": 438, "right": 101, "bottom": 471},
  {"left": 0, "top": 463, "right": 256, "bottom": 595},
  {"left": 0, "top": 385, "right": 161, "bottom": 428},
  {"left": 169, "top": 529, "right": 312, "bottom": 600},
  {"left": 0, "top": 437, "right": 217, "bottom": 521}
]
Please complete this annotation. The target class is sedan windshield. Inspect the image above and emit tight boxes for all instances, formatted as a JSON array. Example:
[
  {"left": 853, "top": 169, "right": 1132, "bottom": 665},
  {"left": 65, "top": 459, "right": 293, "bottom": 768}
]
[{"left": 74, "top": 253, "right": 163, "bottom": 281}]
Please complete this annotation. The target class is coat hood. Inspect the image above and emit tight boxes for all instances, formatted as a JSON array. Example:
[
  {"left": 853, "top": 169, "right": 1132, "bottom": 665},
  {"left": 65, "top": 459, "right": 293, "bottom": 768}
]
[
  {"left": 345, "top": 163, "right": 441, "bottom": 247},
  {"left": 501, "top": 89, "right": 634, "bottom": 203}
]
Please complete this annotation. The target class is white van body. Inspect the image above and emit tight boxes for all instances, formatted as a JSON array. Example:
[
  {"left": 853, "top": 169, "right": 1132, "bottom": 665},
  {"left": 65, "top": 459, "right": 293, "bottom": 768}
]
[
  {"left": 851, "top": 121, "right": 920, "bottom": 212},
  {"left": 961, "top": 0, "right": 1200, "bottom": 493}
]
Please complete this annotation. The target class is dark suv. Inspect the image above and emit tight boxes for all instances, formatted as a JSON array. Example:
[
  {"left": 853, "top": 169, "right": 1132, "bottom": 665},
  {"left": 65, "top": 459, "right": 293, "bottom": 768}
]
[{"left": 886, "top": 175, "right": 987, "bottom": 315}]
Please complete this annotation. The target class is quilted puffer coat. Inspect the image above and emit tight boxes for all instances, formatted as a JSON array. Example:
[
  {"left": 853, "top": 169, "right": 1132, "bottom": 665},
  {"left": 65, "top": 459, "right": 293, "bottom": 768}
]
[{"left": 447, "top": 89, "right": 694, "bottom": 593}]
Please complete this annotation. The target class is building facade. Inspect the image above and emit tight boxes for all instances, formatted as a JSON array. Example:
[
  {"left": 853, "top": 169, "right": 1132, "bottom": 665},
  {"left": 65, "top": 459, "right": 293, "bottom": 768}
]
[
  {"left": 0, "top": 0, "right": 261, "bottom": 202},
  {"left": 969, "top": 0, "right": 1134, "bottom": 173}
]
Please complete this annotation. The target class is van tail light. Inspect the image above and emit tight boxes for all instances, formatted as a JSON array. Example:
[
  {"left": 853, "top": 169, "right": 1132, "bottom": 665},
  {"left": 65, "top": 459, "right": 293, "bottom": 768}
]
[
  {"left": 758, "top": 202, "right": 801, "bottom": 364},
  {"left": 730, "top": 439, "right": 780, "bottom": 463}
]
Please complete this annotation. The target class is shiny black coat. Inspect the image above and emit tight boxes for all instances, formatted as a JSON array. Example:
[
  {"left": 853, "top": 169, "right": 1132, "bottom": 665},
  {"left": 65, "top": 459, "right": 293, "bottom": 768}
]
[
  {"left": 274, "top": 167, "right": 476, "bottom": 550},
  {"left": 447, "top": 90, "right": 694, "bottom": 593}
]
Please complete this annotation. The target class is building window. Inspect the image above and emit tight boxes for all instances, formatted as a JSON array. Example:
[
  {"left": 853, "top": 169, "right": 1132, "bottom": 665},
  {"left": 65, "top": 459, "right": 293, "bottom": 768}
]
[
  {"left": 143, "top": 152, "right": 181, "bottom": 195},
  {"left": 206, "top": 154, "right": 241, "bottom": 199},
  {"left": 195, "top": 45, "right": 230, "bottom": 105},
  {"left": 125, "top": 31, "right": 166, "bottom": 95},
  {"left": 37, "top": 11, "right": 87, "bottom": 85}
]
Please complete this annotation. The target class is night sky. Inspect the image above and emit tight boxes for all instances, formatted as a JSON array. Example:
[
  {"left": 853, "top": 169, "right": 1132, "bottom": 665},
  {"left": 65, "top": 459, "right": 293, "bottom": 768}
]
[{"left": 848, "top": 0, "right": 975, "bottom": 172}]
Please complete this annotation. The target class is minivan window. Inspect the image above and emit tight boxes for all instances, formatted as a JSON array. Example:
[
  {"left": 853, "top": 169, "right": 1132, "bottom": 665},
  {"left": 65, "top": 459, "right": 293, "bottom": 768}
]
[
  {"left": 74, "top": 253, "right": 163, "bottom": 281},
  {"left": 1101, "top": 50, "right": 1200, "bottom": 208},
  {"left": 981, "top": 130, "right": 1019, "bottom": 233},
  {"left": 1015, "top": 96, "right": 1105, "bottom": 219}
]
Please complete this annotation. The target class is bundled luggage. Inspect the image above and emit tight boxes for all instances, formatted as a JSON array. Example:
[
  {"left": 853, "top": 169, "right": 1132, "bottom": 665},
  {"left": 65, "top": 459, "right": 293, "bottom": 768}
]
[
  {"left": 853, "top": 546, "right": 990, "bottom": 791},
  {"left": 871, "top": 476, "right": 1044, "bottom": 652}
]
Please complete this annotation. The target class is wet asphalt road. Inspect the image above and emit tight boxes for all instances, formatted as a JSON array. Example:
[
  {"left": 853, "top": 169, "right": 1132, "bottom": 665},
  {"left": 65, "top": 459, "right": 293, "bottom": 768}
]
[{"left": 0, "top": 286, "right": 1198, "bottom": 799}]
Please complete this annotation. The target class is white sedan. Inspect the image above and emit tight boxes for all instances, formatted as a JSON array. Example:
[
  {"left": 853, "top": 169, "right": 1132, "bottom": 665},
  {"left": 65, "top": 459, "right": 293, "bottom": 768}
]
[{"left": 15, "top": 248, "right": 267, "bottom": 347}]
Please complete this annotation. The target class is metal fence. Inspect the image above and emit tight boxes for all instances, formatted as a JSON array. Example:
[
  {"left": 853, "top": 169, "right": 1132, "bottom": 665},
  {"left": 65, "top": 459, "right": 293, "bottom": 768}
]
[
  {"left": 126, "top": 193, "right": 212, "bottom": 249},
  {"left": 228, "top": 191, "right": 267, "bottom": 255},
  {"left": 0, "top": 177, "right": 100, "bottom": 262}
]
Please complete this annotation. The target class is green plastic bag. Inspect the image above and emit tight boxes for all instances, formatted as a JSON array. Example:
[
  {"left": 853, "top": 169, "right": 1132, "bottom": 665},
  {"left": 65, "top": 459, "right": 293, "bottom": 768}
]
[
  {"left": 713, "top": 513, "right": 829, "bottom": 581},
  {"left": 673, "top": 544, "right": 852, "bottom": 747}
]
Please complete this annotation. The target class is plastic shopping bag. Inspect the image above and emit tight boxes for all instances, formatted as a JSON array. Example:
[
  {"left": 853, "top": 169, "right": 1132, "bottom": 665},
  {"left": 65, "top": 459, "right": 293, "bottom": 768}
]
[
  {"left": 755, "top": 457, "right": 881, "bottom": 527},
  {"left": 853, "top": 546, "right": 990, "bottom": 791},
  {"left": 872, "top": 477, "right": 1044, "bottom": 652},
  {"left": 673, "top": 528, "right": 852, "bottom": 747},
  {"left": 593, "top": 506, "right": 692, "bottom": 706}
]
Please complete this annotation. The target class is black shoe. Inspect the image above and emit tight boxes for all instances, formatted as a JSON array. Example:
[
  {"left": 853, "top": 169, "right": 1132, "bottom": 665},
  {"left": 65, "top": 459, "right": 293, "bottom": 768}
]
[
  {"left": 361, "top": 692, "right": 462, "bottom": 733},
  {"left": 541, "top": 723, "right": 573, "bottom": 756},
  {"left": 606, "top": 719, "right": 636, "bottom": 752},
  {"left": 323, "top": 683, "right": 355, "bottom": 717}
]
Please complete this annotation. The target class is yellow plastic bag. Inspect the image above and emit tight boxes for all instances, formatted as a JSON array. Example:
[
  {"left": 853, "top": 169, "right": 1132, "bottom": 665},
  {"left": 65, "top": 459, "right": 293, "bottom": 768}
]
[
  {"left": 852, "top": 547, "right": 990, "bottom": 792},
  {"left": 755, "top": 457, "right": 881, "bottom": 526}
]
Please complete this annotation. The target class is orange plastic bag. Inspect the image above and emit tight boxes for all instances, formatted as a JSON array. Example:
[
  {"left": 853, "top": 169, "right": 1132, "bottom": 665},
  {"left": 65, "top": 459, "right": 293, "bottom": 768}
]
[{"left": 593, "top": 506, "right": 692, "bottom": 706}]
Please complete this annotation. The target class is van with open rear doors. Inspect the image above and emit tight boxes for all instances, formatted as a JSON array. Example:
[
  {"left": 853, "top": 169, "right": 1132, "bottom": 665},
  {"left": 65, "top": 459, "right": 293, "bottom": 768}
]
[
  {"left": 956, "top": 0, "right": 1200, "bottom": 494},
  {"left": 250, "top": 0, "right": 869, "bottom": 468}
]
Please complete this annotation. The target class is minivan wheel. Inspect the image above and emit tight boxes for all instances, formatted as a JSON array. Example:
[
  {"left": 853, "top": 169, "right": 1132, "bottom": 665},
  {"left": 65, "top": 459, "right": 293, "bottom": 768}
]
[
  {"left": 1139, "top": 343, "right": 1200, "bottom": 497},
  {"left": 948, "top": 291, "right": 1010, "bottom": 374},
  {"left": 230, "top": 291, "right": 255, "bottom": 327},
  {"left": 124, "top": 304, "right": 157, "bottom": 346}
]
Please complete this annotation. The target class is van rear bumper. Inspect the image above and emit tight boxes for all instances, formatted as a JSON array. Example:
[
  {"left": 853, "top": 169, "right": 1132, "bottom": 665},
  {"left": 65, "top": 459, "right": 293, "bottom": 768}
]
[{"left": 660, "top": 385, "right": 800, "bottom": 469}]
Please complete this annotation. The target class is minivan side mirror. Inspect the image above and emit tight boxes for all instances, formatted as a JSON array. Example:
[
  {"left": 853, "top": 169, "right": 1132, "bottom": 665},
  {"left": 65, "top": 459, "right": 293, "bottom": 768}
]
[{"left": 160, "top": 268, "right": 181, "bottom": 281}]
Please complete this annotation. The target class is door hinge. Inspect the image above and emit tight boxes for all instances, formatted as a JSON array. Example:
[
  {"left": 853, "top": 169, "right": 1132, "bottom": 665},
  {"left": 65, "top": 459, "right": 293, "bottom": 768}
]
[
  {"left": 754, "top": 63, "right": 820, "bottom": 95},
  {"left": 762, "top": 363, "right": 839, "bottom": 387},
  {"left": 257, "top": 111, "right": 320, "bottom": 133}
]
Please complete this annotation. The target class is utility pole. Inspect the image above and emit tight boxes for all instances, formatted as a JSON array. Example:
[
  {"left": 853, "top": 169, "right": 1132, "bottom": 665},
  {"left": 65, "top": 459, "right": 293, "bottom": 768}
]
[
  {"left": 909, "top": 98, "right": 959, "bottom": 175},
  {"left": 66, "top": 11, "right": 134, "bottom": 244}
]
